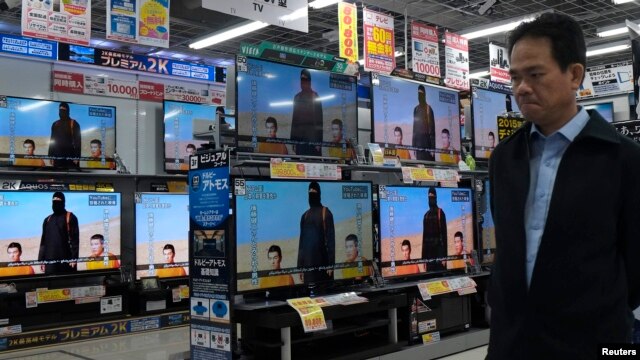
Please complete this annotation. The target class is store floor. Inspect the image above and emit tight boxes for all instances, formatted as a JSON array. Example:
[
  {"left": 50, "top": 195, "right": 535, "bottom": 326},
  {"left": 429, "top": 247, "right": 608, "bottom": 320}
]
[{"left": 0, "top": 327, "right": 488, "bottom": 360}]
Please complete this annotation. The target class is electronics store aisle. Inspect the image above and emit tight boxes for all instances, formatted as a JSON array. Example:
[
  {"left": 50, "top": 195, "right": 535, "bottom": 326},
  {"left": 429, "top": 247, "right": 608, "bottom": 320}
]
[
  {"left": 0, "top": 327, "right": 190, "bottom": 360},
  {"left": 0, "top": 327, "right": 488, "bottom": 360}
]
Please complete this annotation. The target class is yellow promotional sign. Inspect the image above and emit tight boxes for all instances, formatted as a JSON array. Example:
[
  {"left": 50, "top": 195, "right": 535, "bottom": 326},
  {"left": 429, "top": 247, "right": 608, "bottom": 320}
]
[
  {"left": 179, "top": 285, "right": 190, "bottom": 299},
  {"left": 338, "top": 2, "right": 359, "bottom": 63},
  {"left": 425, "top": 280, "right": 452, "bottom": 296},
  {"left": 270, "top": 161, "right": 307, "bottom": 179},
  {"left": 287, "top": 297, "right": 328, "bottom": 332},
  {"left": 36, "top": 288, "right": 72, "bottom": 304}
]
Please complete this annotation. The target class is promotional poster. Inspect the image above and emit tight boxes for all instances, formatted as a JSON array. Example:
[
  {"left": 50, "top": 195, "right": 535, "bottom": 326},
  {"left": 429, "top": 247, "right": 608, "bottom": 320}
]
[{"left": 480, "top": 179, "right": 495, "bottom": 265}]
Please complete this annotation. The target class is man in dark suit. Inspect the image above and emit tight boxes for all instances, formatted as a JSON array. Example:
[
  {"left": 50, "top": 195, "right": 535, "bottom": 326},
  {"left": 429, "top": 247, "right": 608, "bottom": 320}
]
[{"left": 488, "top": 13, "right": 640, "bottom": 359}]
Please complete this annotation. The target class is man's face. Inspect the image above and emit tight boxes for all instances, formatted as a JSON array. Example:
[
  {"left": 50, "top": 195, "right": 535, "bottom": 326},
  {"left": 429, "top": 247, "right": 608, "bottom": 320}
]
[
  {"left": 90, "top": 239, "right": 104, "bottom": 256},
  {"left": 454, "top": 236, "right": 463, "bottom": 255},
  {"left": 268, "top": 251, "right": 282, "bottom": 270},
  {"left": 23, "top": 143, "right": 35, "bottom": 156},
  {"left": 331, "top": 124, "right": 341, "bottom": 141},
  {"left": 186, "top": 147, "right": 196, "bottom": 156},
  {"left": 401, "top": 245, "right": 411, "bottom": 260},
  {"left": 301, "top": 78, "right": 311, "bottom": 91},
  {"left": 7, "top": 247, "right": 20, "bottom": 262},
  {"left": 266, "top": 122, "right": 277, "bottom": 138},
  {"left": 90, "top": 143, "right": 101, "bottom": 157},
  {"left": 509, "top": 36, "right": 583, "bottom": 131},
  {"left": 59, "top": 106, "right": 69, "bottom": 120},
  {"left": 441, "top": 133, "right": 451, "bottom": 148},
  {"left": 394, "top": 131, "right": 402, "bottom": 145},
  {"left": 163, "top": 249, "right": 175, "bottom": 263},
  {"left": 345, "top": 240, "right": 357, "bottom": 262},
  {"left": 489, "top": 134, "right": 495, "bottom": 147}
]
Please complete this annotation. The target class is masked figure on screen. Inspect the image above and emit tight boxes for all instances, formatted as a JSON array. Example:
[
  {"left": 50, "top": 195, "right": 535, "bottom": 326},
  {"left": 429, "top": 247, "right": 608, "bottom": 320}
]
[
  {"left": 290, "top": 69, "right": 323, "bottom": 156},
  {"left": 297, "top": 181, "right": 335, "bottom": 284},
  {"left": 48, "top": 102, "right": 81, "bottom": 168},
  {"left": 412, "top": 85, "right": 436, "bottom": 161},
  {"left": 14, "top": 139, "right": 45, "bottom": 167},
  {"left": 86, "top": 234, "right": 119, "bottom": 270},
  {"left": 0, "top": 242, "right": 34, "bottom": 277},
  {"left": 38, "top": 192, "right": 79, "bottom": 274},
  {"left": 260, "top": 245, "right": 295, "bottom": 289},
  {"left": 421, "top": 187, "right": 447, "bottom": 272}
]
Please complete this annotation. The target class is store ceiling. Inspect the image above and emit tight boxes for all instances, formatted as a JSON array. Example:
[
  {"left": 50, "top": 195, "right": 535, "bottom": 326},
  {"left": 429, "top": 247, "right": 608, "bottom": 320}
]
[{"left": 0, "top": 0, "right": 638, "bottom": 74}]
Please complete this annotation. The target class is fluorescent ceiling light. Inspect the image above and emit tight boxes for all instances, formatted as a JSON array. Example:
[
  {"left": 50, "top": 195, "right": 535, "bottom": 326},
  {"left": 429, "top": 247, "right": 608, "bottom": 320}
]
[
  {"left": 586, "top": 40, "right": 630, "bottom": 57},
  {"left": 469, "top": 70, "right": 490, "bottom": 79},
  {"left": 309, "top": 0, "right": 340, "bottom": 9},
  {"left": 613, "top": 0, "right": 635, "bottom": 4},
  {"left": 597, "top": 21, "right": 640, "bottom": 37},
  {"left": 190, "top": 21, "right": 269, "bottom": 49},
  {"left": 460, "top": 10, "right": 551, "bottom": 40}
]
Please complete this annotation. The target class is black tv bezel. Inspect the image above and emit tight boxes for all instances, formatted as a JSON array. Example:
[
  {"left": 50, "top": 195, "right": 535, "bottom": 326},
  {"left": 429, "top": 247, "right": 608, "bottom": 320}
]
[
  {"left": 133, "top": 192, "right": 190, "bottom": 281},
  {"left": 232, "top": 177, "right": 376, "bottom": 296},
  {"left": 234, "top": 56, "right": 359, "bottom": 157},
  {"left": 369, "top": 73, "right": 462, "bottom": 163},
  {"left": 1, "top": 95, "right": 118, "bottom": 170},
  {"left": 376, "top": 184, "right": 476, "bottom": 282}
]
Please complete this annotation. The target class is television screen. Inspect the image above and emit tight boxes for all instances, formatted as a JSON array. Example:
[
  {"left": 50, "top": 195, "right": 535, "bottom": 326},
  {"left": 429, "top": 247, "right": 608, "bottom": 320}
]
[
  {"left": 236, "top": 57, "right": 358, "bottom": 159},
  {"left": 0, "top": 191, "right": 121, "bottom": 278},
  {"left": 471, "top": 83, "right": 520, "bottom": 159},
  {"left": 378, "top": 185, "right": 474, "bottom": 279},
  {"left": 163, "top": 100, "right": 222, "bottom": 172},
  {"left": 0, "top": 96, "right": 116, "bottom": 169},
  {"left": 235, "top": 180, "right": 373, "bottom": 293},
  {"left": 582, "top": 102, "right": 614, "bottom": 123},
  {"left": 371, "top": 75, "right": 461, "bottom": 163},
  {"left": 135, "top": 193, "right": 189, "bottom": 279},
  {"left": 479, "top": 179, "right": 495, "bottom": 265}
]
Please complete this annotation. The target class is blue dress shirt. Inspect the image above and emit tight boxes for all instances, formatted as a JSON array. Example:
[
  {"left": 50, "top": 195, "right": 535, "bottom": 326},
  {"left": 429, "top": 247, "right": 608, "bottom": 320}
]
[{"left": 524, "top": 107, "right": 590, "bottom": 288}]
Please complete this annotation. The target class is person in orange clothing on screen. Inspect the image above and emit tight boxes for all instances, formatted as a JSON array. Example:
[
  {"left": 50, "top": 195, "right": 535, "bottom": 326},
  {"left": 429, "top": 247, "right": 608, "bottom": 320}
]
[
  {"left": 156, "top": 244, "right": 186, "bottom": 278},
  {"left": 448, "top": 231, "right": 474, "bottom": 269},
  {"left": 180, "top": 144, "right": 197, "bottom": 171},
  {"left": 393, "top": 127, "right": 411, "bottom": 160},
  {"left": 85, "top": 234, "right": 119, "bottom": 270},
  {"left": 339, "top": 234, "right": 370, "bottom": 280},
  {"left": 259, "top": 245, "right": 294, "bottom": 289},
  {"left": 0, "top": 242, "right": 34, "bottom": 277},
  {"left": 438, "top": 128, "right": 460, "bottom": 164},
  {"left": 394, "top": 239, "right": 420, "bottom": 276},
  {"left": 86, "top": 139, "right": 116, "bottom": 169},
  {"left": 484, "top": 131, "right": 496, "bottom": 158},
  {"left": 14, "top": 139, "right": 45, "bottom": 167},
  {"left": 327, "top": 119, "right": 354, "bottom": 160},
  {"left": 257, "top": 117, "right": 288, "bottom": 155}
]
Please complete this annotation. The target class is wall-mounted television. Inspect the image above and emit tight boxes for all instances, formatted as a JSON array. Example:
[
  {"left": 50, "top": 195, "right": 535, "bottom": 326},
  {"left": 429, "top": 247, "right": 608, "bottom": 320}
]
[
  {"left": 378, "top": 185, "right": 474, "bottom": 279},
  {"left": 371, "top": 75, "right": 461, "bottom": 163},
  {"left": 0, "top": 191, "right": 121, "bottom": 278},
  {"left": 582, "top": 102, "right": 614, "bottom": 123},
  {"left": 135, "top": 193, "right": 189, "bottom": 279},
  {"left": 235, "top": 180, "right": 373, "bottom": 293},
  {"left": 163, "top": 100, "right": 220, "bottom": 172},
  {"left": 236, "top": 57, "right": 358, "bottom": 159},
  {"left": 471, "top": 82, "right": 520, "bottom": 160},
  {"left": 0, "top": 96, "right": 116, "bottom": 169}
]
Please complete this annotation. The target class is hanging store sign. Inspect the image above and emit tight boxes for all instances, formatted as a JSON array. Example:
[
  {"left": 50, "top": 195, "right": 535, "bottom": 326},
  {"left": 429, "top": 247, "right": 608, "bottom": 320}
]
[
  {"left": 411, "top": 21, "right": 440, "bottom": 78},
  {"left": 489, "top": 43, "right": 510, "bottom": 84},
  {"left": 577, "top": 61, "right": 633, "bottom": 99},
  {"left": 363, "top": 8, "right": 395, "bottom": 74},
  {"left": 444, "top": 31, "right": 469, "bottom": 90},
  {"left": 338, "top": 2, "right": 358, "bottom": 63},
  {"left": 202, "top": 0, "right": 308, "bottom": 33},
  {"left": 21, "top": 0, "right": 91, "bottom": 46},
  {"left": 0, "top": 33, "right": 57, "bottom": 60}
]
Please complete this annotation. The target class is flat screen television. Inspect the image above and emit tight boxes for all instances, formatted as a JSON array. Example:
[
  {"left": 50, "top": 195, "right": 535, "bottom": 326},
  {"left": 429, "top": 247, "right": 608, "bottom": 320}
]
[
  {"left": 479, "top": 179, "right": 495, "bottom": 265},
  {"left": 235, "top": 180, "right": 374, "bottom": 293},
  {"left": 371, "top": 75, "right": 461, "bottom": 164},
  {"left": 0, "top": 191, "right": 121, "bottom": 278},
  {"left": 0, "top": 96, "right": 117, "bottom": 169},
  {"left": 471, "top": 82, "right": 520, "bottom": 160},
  {"left": 135, "top": 193, "right": 189, "bottom": 279},
  {"left": 378, "top": 185, "right": 474, "bottom": 279},
  {"left": 236, "top": 57, "right": 358, "bottom": 158},
  {"left": 163, "top": 100, "right": 220, "bottom": 172},
  {"left": 582, "top": 102, "right": 614, "bottom": 123}
]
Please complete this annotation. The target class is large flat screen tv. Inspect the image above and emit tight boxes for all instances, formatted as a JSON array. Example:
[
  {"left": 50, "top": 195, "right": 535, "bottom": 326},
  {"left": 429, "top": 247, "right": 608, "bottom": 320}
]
[
  {"left": 235, "top": 180, "right": 373, "bottom": 293},
  {"left": 236, "top": 57, "right": 358, "bottom": 159},
  {"left": 378, "top": 185, "right": 474, "bottom": 279},
  {"left": 163, "top": 100, "right": 221, "bottom": 172},
  {"left": 135, "top": 193, "right": 189, "bottom": 279},
  {"left": 582, "top": 102, "right": 614, "bottom": 123},
  {"left": 371, "top": 75, "right": 461, "bottom": 163},
  {"left": 0, "top": 96, "right": 116, "bottom": 169},
  {"left": 471, "top": 82, "right": 520, "bottom": 160},
  {"left": 0, "top": 191, "right": 121, "bottom": 278}
]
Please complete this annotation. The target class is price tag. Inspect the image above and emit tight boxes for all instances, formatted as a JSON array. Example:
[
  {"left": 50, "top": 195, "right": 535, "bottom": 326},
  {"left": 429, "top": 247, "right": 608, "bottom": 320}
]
[{"left": 287, "top": 297, "right": 328, "bottom": 333}]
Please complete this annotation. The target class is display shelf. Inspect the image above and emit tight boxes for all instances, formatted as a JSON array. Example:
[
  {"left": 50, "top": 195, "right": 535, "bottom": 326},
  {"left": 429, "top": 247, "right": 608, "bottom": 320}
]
[{"left": 376, "top": 328, "right": 490, "bottom": 360}]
